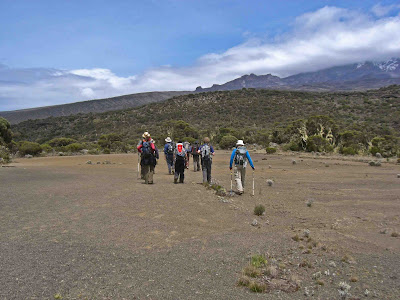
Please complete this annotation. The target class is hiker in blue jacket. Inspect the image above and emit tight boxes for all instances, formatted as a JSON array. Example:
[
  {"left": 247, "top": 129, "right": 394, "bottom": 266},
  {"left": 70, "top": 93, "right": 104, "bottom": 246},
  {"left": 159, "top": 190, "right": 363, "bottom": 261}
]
[
  {"left": 198, "top": 137, "right": 215, "bottom": 184},
  {"left": 164, "top": 137, "right": 174, "bottom": 175},
  {"left": 229, "top": 140, "right": 255, "bottom": 194}
]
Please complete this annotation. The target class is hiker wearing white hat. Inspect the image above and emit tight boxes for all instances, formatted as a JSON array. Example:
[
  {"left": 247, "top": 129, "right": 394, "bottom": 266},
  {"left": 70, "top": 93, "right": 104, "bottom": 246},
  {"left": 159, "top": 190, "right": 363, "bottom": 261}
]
[
  {"left": 229, "top": 140, "right": 255, "bottom": 195},
  {"left": 164, "top": 137, "right": 174, "bottom": 174}
]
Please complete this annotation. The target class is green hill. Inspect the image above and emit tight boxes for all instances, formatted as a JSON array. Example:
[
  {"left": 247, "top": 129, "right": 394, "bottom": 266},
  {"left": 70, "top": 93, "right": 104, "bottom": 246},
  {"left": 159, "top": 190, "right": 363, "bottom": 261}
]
[{"left": 10, "top": 85, "right": 400, "bottom": 156}]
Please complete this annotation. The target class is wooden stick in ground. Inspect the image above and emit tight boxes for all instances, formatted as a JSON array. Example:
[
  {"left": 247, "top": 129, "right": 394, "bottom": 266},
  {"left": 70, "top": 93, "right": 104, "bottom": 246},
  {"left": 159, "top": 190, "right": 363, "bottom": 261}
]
[{"left": 252, "top": 169, "right": 255, "bottom": 196}]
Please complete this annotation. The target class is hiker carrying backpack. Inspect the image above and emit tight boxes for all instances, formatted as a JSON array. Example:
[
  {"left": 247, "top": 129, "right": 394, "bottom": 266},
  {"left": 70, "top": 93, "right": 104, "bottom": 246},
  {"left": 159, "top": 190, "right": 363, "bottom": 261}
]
[
  {"left": 229, "top": 140, "right": 255, "bottom": 194},
  {"left": 164, "top": 137, "right": 174, "bottom": 175},
  {"left": 198, "top": 137, "right": 215, "bottom": 184},
  {"left": 191, "top": 141, "right": 200, "bottom": 172},
  {"left": 137, "top": 132, "right": 156, "bottom": 184},
  {"left": 174, "top": 142, "right": 187, "bottom": 183}
]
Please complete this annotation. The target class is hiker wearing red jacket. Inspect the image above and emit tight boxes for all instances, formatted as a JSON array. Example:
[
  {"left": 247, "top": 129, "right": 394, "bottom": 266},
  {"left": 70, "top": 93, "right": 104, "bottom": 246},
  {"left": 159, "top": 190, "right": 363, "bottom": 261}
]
[{"left": 137, "top": 132, "right": 156, "bottom": 184}]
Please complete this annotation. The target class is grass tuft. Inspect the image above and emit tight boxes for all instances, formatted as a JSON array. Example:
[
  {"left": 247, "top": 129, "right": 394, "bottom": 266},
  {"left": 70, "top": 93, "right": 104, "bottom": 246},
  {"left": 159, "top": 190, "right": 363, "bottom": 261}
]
[
  {"left": 254, "top": 204, "right": 266, "bottom": 216},
  {"left": 243, "top": 265, "right": 261, "bottom": 278},
  {"left": 251, "top": 254, "right": 267, "bottom": 268},
  {"left": 248, "top": 281, "right": 267, "bottom": 293}
]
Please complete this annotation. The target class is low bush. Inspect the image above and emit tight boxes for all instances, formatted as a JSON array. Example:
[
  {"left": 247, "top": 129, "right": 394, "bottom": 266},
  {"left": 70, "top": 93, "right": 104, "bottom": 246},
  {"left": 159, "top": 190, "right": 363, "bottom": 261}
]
[
  {"left": 340, "top": 146, "right": 358, "bottom": 155},
  {"left": 254, "top": 205, "right": 265, "bottom": 216},
  {"left": 265, "top": 147, "right": 277, "bottom": 154},
  {"left": 64, "top": 143, "right": 84, "bottom": 153},
  {"left": 219, "top": 135, "right": 237, "bottom": 150},
  {"left": 17, "top": 141, "right": 42, "bottom": 156}
]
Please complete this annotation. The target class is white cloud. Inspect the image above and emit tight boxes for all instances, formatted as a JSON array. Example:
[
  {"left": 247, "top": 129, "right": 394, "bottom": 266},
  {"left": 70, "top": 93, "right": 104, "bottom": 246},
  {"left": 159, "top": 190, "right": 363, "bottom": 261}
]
[
  {"left": 371, "top": 3, "right": 400, "bottom": 17},
  {"left": 1, "top": 5, "right": 400, "bottom": 110}
]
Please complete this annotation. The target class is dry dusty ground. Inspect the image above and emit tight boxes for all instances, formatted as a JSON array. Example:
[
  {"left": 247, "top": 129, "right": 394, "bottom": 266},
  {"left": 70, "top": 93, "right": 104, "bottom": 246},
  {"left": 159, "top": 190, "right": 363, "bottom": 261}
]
[{"left": 0, "top": 151, "right": 399, "bottom": 299}]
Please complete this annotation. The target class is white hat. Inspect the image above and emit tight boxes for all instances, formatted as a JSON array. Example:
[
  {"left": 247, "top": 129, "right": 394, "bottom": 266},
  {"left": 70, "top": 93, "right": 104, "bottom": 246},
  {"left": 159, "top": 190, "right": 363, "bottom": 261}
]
[
  {"left": 236, "top": 140, "right": 244, "bottom": 146},
  {"left": 142, "top": 131, "right": 150, "bottom": 138},
  {"left": 165, "top": 137, "right": 172, "bottom": 143}
]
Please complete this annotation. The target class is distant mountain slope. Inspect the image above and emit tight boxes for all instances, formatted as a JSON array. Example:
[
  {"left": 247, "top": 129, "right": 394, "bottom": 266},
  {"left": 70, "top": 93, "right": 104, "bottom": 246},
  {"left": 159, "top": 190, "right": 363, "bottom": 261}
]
[
  {"left": 196, "top": 58, "right": 400, "bottom": 92},
  {"left": 0, "top": 91, "right": 190, "bottom": 124},
  {"left": 12, "top": 85, "right": 400, "bottom": 145}
]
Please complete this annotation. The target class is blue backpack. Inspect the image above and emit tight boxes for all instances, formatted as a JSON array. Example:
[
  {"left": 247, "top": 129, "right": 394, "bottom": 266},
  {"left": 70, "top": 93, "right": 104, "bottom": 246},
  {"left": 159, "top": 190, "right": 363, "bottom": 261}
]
[{"left": 142, "top": 141, "right": 152, "bottom": 158}]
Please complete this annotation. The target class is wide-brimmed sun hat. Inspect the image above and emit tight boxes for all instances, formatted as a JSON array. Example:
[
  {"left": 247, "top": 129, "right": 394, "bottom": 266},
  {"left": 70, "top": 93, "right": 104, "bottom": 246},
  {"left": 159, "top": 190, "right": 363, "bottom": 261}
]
[
  {"left": 165, "top": 137, "right": 172, "bottom": 143},
  {"left": 236, "top": 139, "right": 244, "bottom": 146},
  {"left": 142, "top": 131, "right": 150, "bottom": 138}
]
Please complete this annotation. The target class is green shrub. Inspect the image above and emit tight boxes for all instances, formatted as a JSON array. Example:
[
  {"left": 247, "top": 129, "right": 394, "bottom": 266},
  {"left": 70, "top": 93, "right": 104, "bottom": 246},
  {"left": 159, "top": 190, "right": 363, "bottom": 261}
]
[
  {"left": 306, "top": 135, "right": 333, "bottom": 152},
  {"left": 254, "top": 205, "right": 266, "bottom": 216},
  {"left": 41, "top": 143, "right": 53, "bottom": 153},
  {"left": 219, "top": 135, "right": 237, "bottom": 149},
  {"left": 340, "top": 146, "right": 357, "bottom": 155},
  {"left": 18, "top": 141, "right": 42, "bottom": 156},
  {"left": 0, "top": 146, "right": 10, "bottom": 163},
  {"left": 251, "top": 254, "right": 267, "bottom": 267},
  {"left": 64, "top": 143, "right": 83, "bottom": 152},
  {"left": 265, "top": 147, "right": 277, "bottom": 154},
  {"left": 48, "top": 137, "right": 77, "bottom": 147}
]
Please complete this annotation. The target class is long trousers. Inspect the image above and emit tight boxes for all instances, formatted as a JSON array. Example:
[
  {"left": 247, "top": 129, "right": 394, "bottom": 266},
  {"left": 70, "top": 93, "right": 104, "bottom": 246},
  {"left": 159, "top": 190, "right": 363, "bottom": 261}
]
[
  {"left": 166, "top": 155, "right": 173, "bottom": 174},
  {"left": 142, "top": 164, "right": 154, "bottom": 184},
  {"left": 202, "top": 159, "right": 212, "bottom": 184},
  {"left": 234, "top": 165, "right": 246, "bottom": 192},
  {"left": 174, "top": 159, "right": 185, "bottom": 183},
  {"left": 193, "top": 155, "right": 200, "bottom": 172}
]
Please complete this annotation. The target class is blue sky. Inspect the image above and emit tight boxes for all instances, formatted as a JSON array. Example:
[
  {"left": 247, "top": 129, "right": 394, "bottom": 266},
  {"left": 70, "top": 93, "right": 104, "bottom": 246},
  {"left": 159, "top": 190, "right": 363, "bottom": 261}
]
[{"left": 1, "top": 0, "right": 400, "bottom": 110}]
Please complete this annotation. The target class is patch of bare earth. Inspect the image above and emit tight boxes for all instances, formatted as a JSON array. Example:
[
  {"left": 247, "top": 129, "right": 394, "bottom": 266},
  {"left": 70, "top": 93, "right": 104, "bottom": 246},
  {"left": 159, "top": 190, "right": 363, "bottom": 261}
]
[{"left": 0, "top": 151, "right": 399, "bottom": 299}]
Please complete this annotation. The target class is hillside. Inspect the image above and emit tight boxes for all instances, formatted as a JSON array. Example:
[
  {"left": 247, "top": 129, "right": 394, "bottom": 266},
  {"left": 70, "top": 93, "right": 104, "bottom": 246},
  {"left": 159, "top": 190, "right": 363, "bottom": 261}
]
[
  {"left": 12, "top": 85, "right": 400, "bottom": 147},
  {"left": 0, "top": 91, "right": 190, "bottom": 124},
  {"left": 196, "top": 58, "right": 400, "bottom": 92}
]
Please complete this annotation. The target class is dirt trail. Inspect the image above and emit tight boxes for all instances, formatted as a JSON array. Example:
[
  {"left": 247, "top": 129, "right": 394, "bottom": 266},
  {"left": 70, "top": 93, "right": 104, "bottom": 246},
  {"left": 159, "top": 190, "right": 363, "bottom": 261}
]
[{"left": 1, "top": 152, "right": 399, "bottom": 299}]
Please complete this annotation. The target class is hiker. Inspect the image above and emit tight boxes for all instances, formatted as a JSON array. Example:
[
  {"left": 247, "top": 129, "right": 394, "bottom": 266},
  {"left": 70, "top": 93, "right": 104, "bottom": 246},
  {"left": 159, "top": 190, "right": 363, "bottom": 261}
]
[
  {"left": 164, "top": 137, "right": 174, "bottom": 175},
  {"left": 191, "top": 140, "right": 201, "bottom": 172},
  {"left": 198, "top": 137, "right": 215, "bottom": 184},
  {"left": 184, "top": 141, "right": 191, "bottom": 169},
  {"left": 174, "top": 141, "right": 188, "bottom": 183},
  {"left": 229, "top": 140, "right": 255, "bottom": 194},
  {"left": 137, "top": 132, "right": 156, "bottom": 184},
  {"left": 152, "top": 139, "right": 159, "bottom": 174}
]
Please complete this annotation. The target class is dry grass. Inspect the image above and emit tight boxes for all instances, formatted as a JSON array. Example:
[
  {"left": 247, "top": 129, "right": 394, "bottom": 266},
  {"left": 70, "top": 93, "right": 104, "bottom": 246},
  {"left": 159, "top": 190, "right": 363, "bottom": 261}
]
[{"left": 243, "top": 265, "right": 261, "bottom": 278}]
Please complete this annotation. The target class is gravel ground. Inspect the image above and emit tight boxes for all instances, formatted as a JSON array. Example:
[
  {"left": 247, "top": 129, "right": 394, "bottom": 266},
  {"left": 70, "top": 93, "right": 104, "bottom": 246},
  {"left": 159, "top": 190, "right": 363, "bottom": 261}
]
[{"left": 1, "top": 152, "right": 399, "bottom": 299}]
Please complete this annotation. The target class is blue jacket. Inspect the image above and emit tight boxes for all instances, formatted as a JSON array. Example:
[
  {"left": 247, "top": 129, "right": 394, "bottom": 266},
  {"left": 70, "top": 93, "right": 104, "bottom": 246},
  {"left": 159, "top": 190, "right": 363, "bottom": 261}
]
[{"left": 229, "top": 147, "right": 254, "bottom": 169}]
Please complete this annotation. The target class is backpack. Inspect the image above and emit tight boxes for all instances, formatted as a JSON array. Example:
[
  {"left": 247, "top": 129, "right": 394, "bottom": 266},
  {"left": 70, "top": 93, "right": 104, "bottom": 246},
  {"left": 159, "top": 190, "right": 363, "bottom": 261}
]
[
  {"left": 201, "top": 144, "right": 211, "bottom": 160},
  {"left": 192, "top": 144, "right": 199, "bottom": 156},
  {"left": 167, "top": 143, "right": 174, "bottom": 154},
  {"left": 234, "top": 147, "right": 247, "bottom": 165},
  {"left": 141, "top": 141, "right": 152, "bottom": 158},
  {"left": 175, "top": 143, "right": 186, "bottom": 161}
]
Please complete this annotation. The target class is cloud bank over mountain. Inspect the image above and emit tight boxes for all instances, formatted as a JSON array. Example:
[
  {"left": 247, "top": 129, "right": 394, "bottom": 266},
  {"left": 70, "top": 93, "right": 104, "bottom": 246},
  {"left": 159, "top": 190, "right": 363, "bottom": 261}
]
[{"left": 1, "top": 5, "right": 400, "bottom": 111}]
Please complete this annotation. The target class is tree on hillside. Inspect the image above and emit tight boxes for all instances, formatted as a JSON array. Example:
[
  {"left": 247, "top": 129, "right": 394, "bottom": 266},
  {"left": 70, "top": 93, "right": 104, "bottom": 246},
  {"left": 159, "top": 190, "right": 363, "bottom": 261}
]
[{"left": 0, "top": 117, "right": 12, "bottom": 145}]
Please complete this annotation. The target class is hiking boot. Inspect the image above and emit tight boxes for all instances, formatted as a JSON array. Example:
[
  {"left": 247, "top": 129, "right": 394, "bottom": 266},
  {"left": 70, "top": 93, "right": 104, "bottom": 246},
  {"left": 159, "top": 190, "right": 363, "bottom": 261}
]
[{"left": 174, "top": 178, "right": 178, "bottom": 184}]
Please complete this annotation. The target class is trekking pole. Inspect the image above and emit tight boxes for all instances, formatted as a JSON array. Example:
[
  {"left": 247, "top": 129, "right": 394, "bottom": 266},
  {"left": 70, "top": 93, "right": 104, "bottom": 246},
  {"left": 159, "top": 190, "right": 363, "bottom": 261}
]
[
  {"left": 137, "top": 152, "right": 140, "bottom": 180},
  {"left": 252, "top": 169, "right": 255, "bottom": 197},
  {"left": 230, "top": 170, "right": 233, "bottom": 195}
]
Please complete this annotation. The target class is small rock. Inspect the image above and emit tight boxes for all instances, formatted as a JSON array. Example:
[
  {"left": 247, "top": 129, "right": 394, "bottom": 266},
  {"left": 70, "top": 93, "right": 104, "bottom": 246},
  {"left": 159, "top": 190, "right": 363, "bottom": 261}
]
[
  {"left": 292, "top": 160, "right": 297, "bottom": 165},
  {"left": 268, "top": 165, "right": 272, "bottom": 169},
  {"left": 251, "top": 219, "right": 258, "bottom": 226},
  {"left": 86, "top": 160, "right": 92, "bottom": 164},
  {"left": 312, "top": 271, "right": 322, "bottom": 279},
  {"left": 103, "top": 160, "right": 111, "bottom": 164},
  {"left": 375, "top": 152, "right": 382, "bottom": 158},
  {"left": 303, "top": 229, "right": 310, "bottom": 238},
  {"left": 329, "top": 261, "right": 336, "bottom": 268},
  {"left": 364, "top": 289, "right": 370, "bottom": 296},
  {"left": 97, "top": 161, "right": 101, "bottom": 164},
  {"left": 380, "top": 228, "right": 388, "bottom": 234},
  {"left": 266, "top": 179, "right": 274, "bottom": 186},
  {"left": 25, "top": 154, "right": 33, "bottom": 159},
  {"left": 397, "top": 174, "right": 400, "bottom": 178}
]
